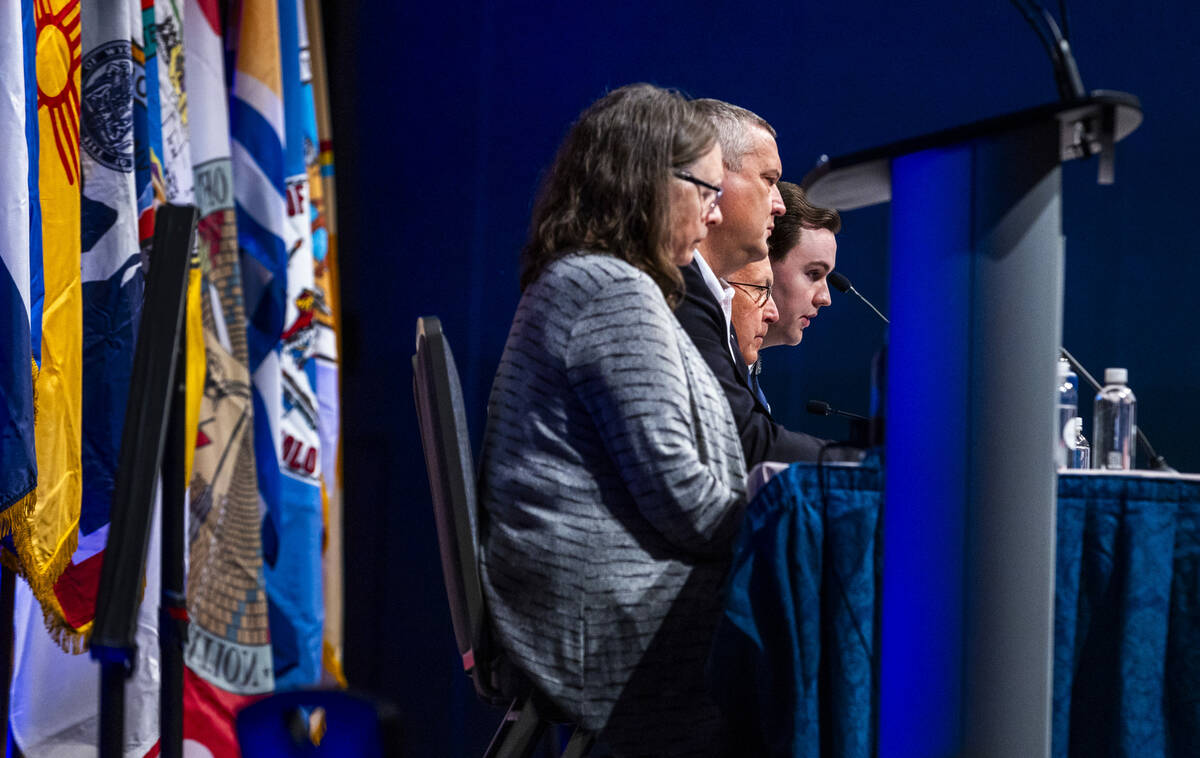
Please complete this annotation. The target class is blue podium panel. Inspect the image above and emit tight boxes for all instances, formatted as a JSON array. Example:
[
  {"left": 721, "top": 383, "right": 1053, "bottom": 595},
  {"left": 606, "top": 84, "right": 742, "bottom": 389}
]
[
  {"left": 884, "top": 120, "right": 1063, "bottom": 758},
  {"left": 883, "top": 145, "right": 973, "bottom": 758}
]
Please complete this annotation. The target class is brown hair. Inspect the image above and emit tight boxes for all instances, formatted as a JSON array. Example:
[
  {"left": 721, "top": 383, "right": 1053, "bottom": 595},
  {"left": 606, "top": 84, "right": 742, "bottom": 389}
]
[
  {"left": 520, "top": 84, "right": 716, "bottom": 305},
  {"left": 767, "top": 181, "right": 842, "bottom": 263},
  {"left": 691, "top": 98, "right": 776, "bottom": 172}
]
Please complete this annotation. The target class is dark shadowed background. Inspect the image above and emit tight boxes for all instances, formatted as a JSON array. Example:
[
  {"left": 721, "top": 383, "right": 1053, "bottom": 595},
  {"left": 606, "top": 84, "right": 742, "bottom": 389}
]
[{"left": 320, "top": 2, "right": 1200, "bottom": 753}]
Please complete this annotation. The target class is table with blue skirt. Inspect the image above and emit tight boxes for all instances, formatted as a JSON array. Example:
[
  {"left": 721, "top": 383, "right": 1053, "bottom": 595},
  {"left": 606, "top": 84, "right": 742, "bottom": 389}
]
[{"left": 709, "top": 455, "right": 1200, "bottom": 757}]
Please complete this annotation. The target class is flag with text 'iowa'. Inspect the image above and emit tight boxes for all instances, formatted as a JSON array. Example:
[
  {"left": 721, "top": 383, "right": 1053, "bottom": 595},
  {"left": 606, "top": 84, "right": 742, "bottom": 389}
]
[{"left": 0, "top": 0, "right": 36, "bottom": 539}]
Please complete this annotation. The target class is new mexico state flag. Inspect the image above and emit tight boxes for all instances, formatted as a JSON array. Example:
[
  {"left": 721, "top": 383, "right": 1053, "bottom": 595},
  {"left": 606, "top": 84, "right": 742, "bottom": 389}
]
[{"left": 14, "top": 0, "right": 83, "bottom": 606}]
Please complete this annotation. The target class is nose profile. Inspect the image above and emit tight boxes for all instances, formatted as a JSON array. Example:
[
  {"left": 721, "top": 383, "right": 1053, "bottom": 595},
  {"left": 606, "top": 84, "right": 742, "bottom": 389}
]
[
  {"left": 706, "top": 202, "right": 722, "bottom": 227},
  {"left": 764, "top": 295, "right": 780, "bottom": 324},
  {"left": 815, "top": 280, "right": 831, "bottom": 307},
  {"left": 769, "top": 184, "right": 785, "bottom": 216}
]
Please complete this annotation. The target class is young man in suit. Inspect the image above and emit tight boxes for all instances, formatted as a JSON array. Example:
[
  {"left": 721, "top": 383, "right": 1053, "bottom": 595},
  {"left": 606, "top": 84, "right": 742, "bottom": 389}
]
[{"left": 763, "top": 181, "right": 839, "bottom": 353}]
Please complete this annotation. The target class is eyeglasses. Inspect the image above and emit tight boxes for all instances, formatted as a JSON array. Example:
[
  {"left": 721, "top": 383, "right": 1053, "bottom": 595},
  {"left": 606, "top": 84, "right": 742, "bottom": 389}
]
[
  {"left": 727, "top": 280, "right": 773, "bottom": 308},
  {"left": 673, "top": 170, "right": 723, "bottom": 213}
]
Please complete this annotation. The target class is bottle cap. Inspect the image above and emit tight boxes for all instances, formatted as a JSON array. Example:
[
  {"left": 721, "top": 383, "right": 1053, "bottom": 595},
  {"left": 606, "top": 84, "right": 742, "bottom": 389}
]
[
  {"left": 1057, "top": 357, "right": 1070, "bottom": 379},
  {"left": 1104, "top": 367, "right": 1128, "bottom": 385}
]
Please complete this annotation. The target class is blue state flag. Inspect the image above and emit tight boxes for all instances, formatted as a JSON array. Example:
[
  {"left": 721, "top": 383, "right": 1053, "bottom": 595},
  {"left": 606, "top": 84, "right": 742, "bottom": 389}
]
[{"left": 0, "top": 0, "right": 36, "bottom": 526}]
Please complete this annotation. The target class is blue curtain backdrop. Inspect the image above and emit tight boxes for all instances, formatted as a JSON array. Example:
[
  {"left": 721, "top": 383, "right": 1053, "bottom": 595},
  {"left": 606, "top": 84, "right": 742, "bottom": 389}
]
[{"left": 321, "top": 1, "right": 1200, "bottom": 753}]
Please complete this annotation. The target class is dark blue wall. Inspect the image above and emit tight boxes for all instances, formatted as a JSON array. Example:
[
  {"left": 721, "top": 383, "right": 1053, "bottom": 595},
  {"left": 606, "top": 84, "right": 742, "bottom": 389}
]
[{"left": 323, "top": 2, "right": 1200, "bottom": 753}]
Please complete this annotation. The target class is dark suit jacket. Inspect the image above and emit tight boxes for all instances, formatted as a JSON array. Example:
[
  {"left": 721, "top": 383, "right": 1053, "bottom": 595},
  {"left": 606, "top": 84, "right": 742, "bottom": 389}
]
[{"left": 676, "top": 259, "right": 853, "bottom": 466}]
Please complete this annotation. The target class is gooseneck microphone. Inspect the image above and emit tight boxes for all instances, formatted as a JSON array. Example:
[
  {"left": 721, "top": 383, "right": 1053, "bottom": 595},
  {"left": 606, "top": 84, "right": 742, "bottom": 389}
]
[
  {"left": 828, "top": 271, "right": 889, "bottom": 324},
  {"left": 806, "top": 400, "right": 868, "bottom": 423},
  {"left": 1058, "top": 346, "right": 1174, "bottom": 472},
  {"left": 1009, "top": 0, "right": 1086, "bottom": 102}
]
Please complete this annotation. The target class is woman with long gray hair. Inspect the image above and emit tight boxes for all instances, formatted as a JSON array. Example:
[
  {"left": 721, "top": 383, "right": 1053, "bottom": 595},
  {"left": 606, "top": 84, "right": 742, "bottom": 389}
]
[{"left": 478, "top": 83, "right": 746, "bottom": 755}]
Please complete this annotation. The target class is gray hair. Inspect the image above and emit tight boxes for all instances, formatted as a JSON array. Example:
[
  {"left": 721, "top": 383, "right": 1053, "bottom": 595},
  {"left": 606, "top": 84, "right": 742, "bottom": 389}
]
[{"left": 691, "top": 98, "right": 777, "bottom": 171}]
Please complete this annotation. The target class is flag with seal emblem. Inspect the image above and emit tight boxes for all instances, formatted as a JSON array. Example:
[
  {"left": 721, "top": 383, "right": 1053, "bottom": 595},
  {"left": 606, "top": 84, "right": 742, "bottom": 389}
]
[
  {"left": 269, "top": 0, "right": 325, "bottom": 689},
  {"left": 180, "top": 0, "right": 278, "bottom": 750}
]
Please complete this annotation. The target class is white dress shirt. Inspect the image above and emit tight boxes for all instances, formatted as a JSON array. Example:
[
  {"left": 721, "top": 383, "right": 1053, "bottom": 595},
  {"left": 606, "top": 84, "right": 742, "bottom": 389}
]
[{"left": 692, "top": 250, "right": 738, "bottom": 366}]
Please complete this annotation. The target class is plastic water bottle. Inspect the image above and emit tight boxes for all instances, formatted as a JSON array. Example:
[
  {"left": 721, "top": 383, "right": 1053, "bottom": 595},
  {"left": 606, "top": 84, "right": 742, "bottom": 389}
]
[
  {"left": 1093, "top": 368, "right": 1136, "bottom": 470},
  {"left": 1067, "top": 417, "right": 1090, "bottom": 469},
  {"left": 1055, "top": 358, "right": 1078, "bottom": 468}
]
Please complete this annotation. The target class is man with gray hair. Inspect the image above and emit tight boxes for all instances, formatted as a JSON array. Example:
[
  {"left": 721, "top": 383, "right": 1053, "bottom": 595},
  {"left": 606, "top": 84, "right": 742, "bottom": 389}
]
[{"left": 676, "top": 98, "right": 842, "bottom": 465}]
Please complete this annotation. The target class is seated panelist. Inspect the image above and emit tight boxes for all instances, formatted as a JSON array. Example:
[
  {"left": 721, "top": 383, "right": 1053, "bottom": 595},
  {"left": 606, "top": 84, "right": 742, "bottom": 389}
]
[
  {"left": 726, "top": 257, "right": 778, "bottom": 411},
  {"left": 478, "top": 84, "right": 746, "bottom": 756},
  {"left": 763, "top": 181, "right": 839, "bottom": 351}
]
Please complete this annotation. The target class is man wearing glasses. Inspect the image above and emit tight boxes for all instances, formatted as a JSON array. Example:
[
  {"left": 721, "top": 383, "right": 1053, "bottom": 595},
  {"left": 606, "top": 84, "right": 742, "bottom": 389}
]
[
  {"left": 676, "top": 98, "right": 838, "bottom": 465},
  {"left": 726, "top": 258, "right": 779, "bottom": 412}
]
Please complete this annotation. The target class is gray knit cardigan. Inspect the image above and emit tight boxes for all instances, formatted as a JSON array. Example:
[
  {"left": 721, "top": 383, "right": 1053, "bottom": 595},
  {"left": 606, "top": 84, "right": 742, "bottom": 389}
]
[{"left": 479, "top": 254, "right": 747, "bottom": 755}]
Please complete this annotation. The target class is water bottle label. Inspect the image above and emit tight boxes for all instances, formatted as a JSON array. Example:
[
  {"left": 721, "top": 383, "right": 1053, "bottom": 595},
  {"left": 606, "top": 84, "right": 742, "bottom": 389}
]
[{"left": 1063, "top": 422, "right": 1078, "bottom": 450}]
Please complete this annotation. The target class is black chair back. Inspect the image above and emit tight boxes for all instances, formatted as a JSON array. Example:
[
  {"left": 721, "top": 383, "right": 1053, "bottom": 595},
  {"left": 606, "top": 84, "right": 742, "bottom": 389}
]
[
  {"left": 413, "top": 316, "right": 593, "bottom": 757},
  {"left": 412, "top": 316, "right": 498, "bottom": 703}
]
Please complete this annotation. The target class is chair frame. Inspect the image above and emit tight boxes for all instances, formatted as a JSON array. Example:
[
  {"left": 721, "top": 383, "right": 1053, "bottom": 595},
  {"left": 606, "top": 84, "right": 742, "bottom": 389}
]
[{"left": 413, "top": 316, "right": 592, "bottom": 758}]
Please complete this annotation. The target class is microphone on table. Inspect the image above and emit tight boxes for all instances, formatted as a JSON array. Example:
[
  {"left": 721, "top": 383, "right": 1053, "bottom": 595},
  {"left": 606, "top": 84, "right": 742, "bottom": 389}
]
[
  {"left": 828, "top": 271, "right": 889, "bottom": 324},
  {"left": 806, "top": 400, "right": 868, "bottom": 423},
  {"left": 1058, "top": 346, "right": 1174, "bottom": 472},
  {"left": 807, "top": 400, "right": 871, "bottom": 448}
]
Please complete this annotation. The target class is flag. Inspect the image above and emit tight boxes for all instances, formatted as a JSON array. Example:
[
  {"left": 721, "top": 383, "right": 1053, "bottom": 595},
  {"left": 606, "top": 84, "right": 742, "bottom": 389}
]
[
  {"left": 182, "top": 0, "right": 277, "bottom": 750},
  {"left": 11, "top": 0, "right": 84, "bottom": 619},
  {"left": 11, "top": 493, "right": 162, "bottom": 757},
  {"left": 46, "top": 0, "right": 184, "bottom": 646},
  {"left": 42, "top": 0, "right": 143, "bottom": 647},
  {"left": 231, "top": 0, "right": 323, "bottom": 691},
  {"left": 153, "top": 0, "right": 191, "bottom": 204},
  {"left": 9, "top": 1, "right": 161, "bottom": 753},
  {"left": 270, "top": 0, "right": 325, "bottom": 689},
  {"left": 0, "top": 0, "right": 37, "bottom": 539},
  {"left": 302, "top": 0, "right": 345, "bottom": 687}
]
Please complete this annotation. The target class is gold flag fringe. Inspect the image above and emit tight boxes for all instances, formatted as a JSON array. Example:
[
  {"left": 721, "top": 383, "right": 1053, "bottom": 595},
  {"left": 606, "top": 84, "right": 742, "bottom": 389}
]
[{"left": 3, "top": 356, "right": 88, "bottom": 653}]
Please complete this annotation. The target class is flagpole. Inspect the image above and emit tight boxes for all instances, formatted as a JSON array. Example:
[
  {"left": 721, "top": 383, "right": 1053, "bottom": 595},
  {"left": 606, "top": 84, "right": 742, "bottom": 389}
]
[
  {"left": 0, "top": 563, "right": 13, "bottom": 755},
  {"left": 159, "top": 334, "right": 188, "bottom": 758},
  {"left": 90, "top": 205, "right": 197, "bottom": 758}
]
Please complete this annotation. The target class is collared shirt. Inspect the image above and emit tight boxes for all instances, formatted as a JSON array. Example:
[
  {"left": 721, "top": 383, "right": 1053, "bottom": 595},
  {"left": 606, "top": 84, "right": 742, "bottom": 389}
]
[{"left": 692, "top": 250, "right": 738, "bottom": 366}]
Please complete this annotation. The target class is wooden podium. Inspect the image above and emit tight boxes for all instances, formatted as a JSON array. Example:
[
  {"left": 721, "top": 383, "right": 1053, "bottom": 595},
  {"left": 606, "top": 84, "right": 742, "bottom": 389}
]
[{"left": 802, "top": 92, "right": 1141, "bottom": 758}]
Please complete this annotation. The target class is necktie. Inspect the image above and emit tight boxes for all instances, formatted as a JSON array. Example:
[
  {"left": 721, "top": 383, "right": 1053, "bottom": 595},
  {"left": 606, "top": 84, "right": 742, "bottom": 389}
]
[{"left": 748, "top": 362, "right": 772, "bottom": 414}]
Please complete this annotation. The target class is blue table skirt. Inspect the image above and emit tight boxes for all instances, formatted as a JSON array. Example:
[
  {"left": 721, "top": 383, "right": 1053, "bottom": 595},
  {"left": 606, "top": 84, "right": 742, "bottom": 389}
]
[{"left": 710, "top": 460, "right": 1200, "bottom": 758}]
